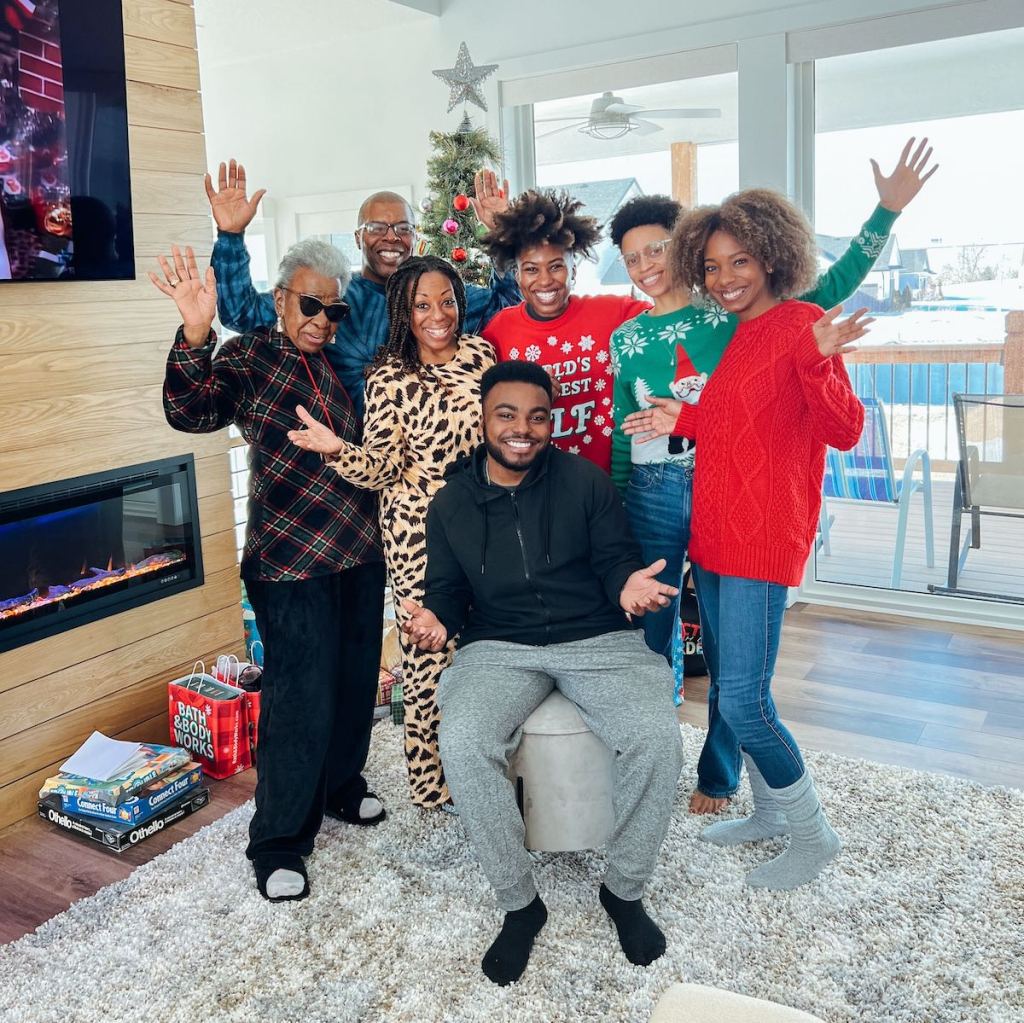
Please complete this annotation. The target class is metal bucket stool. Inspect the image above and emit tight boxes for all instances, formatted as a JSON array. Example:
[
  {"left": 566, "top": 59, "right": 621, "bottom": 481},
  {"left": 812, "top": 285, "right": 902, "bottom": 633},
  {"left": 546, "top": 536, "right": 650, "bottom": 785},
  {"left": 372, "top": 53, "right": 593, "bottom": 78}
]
[{"left": 508, "top": 690, "right": 615, "bottom": 852}]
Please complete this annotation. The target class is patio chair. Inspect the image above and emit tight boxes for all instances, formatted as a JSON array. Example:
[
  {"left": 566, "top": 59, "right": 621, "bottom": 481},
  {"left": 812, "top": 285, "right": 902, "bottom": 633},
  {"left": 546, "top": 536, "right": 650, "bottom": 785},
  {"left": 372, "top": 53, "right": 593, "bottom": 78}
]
[
  {"left": 929, "top": 393, "right": 1024, "bottom": 602},
  {"left": 823, "top": 396, "right": 934, "bottom": 588}
]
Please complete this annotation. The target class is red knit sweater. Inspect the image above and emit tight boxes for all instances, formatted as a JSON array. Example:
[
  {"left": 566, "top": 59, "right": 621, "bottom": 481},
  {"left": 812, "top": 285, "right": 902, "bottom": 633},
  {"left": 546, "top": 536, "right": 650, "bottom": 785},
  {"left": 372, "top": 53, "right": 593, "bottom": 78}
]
[{"left": 687, "top": 301, "right": 864, "bottom": 587}]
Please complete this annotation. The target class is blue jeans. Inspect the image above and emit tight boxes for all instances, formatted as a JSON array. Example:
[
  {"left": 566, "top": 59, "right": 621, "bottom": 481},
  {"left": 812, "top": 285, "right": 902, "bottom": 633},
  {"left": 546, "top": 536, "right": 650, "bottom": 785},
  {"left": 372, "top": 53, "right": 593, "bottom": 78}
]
[
  {"left": 691, "top": 565, "right": 805, "bottom": 792},
  {"left": 624, "top": 463, "right": 692, "bottom": 668}
]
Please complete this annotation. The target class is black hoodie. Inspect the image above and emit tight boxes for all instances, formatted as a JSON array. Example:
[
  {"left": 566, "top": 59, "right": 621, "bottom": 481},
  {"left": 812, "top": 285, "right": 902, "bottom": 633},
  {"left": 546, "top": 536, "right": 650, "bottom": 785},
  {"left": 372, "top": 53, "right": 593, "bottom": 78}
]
[{"left": 422, "top": 444, "right": 643, "bottom": 648}]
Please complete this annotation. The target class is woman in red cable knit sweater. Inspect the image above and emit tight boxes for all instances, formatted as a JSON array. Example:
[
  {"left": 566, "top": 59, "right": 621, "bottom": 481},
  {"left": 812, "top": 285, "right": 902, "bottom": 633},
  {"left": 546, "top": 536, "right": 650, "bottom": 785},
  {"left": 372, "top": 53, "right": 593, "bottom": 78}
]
[{"left": 671, "top": 189, "right": 870, "bottom": 890}]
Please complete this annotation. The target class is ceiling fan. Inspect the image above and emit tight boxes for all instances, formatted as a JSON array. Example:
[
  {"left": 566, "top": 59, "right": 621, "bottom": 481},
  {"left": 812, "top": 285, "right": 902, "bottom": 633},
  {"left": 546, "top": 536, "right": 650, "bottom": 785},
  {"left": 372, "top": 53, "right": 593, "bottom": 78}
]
[{"left": 535, "top": 90, "right": 721, "bottom": 141}]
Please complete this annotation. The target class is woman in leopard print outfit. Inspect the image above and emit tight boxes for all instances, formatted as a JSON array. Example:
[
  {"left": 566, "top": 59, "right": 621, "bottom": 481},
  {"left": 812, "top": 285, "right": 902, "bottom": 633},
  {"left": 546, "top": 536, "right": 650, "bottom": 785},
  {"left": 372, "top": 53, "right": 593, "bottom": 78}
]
[{"left": 291, "top": 256, "right": 495, "bottom": 808}]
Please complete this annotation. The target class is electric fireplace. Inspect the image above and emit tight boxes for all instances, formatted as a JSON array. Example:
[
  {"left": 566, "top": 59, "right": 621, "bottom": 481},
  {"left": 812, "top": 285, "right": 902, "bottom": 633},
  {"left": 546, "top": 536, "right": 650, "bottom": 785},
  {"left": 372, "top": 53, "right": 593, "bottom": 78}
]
[{"left": 0, "top": 456, "right": 204, "bottom": 653}]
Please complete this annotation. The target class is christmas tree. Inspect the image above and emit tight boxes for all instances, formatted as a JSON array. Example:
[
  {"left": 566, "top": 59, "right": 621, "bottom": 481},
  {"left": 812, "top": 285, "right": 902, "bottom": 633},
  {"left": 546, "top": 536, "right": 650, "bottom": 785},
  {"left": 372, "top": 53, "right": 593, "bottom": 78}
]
[{"left": 418, "top": 118, "right": 501, "bottom": 286}]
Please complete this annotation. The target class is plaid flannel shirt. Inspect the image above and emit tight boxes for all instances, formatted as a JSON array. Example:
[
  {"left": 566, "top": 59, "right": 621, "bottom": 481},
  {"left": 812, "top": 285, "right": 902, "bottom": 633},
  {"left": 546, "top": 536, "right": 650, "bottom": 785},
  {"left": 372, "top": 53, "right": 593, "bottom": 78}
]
[
  {"left": 164, "top": 326, "right": 382, "bottom": 582},
  {"left": 211, "top": 230, "right": 520, "bottom": 420}
]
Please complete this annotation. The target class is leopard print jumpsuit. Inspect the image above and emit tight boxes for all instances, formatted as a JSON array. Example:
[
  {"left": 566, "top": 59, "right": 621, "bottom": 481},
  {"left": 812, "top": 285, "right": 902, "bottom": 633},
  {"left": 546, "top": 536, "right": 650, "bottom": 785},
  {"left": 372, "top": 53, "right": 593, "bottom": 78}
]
[{"left": 329, "top": 335, "right": 495, "bottom": 807}]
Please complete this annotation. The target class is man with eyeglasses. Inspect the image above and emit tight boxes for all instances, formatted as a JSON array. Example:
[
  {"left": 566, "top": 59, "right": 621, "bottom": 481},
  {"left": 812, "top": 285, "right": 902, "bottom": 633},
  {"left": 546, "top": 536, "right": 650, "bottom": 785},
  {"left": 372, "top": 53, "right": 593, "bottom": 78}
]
[{"left": 204, "top": 159, "right": 520, "bottom": 419}]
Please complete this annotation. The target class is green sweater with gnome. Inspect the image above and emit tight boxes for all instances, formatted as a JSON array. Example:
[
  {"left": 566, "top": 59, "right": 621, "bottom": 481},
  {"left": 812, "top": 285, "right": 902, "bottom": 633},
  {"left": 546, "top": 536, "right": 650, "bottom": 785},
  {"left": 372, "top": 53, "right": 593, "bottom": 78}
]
[{"left": 610, "top": 203, "right": 898, "bottom": 492}]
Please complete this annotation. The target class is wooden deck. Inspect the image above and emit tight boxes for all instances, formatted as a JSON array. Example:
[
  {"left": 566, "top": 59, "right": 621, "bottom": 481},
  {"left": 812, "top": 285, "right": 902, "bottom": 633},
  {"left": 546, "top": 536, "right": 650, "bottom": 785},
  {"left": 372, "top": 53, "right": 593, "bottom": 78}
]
[{"left": 815, "top": 476, "right": 1024, "bottom": 602}]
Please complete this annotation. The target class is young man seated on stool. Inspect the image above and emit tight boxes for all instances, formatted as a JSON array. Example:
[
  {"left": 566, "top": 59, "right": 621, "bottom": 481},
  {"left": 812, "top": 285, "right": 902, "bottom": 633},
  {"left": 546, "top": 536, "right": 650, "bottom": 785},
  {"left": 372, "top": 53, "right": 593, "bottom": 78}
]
[{"left": 401, "top": 361, "right": 684, "bottom": 986}]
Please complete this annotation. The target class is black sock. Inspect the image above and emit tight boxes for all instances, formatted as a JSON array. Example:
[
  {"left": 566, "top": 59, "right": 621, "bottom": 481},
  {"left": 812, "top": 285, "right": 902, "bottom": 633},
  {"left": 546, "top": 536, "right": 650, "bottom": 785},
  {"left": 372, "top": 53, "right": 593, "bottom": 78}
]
[
  {"left": 481, "top": 895, "right": 548, "bottom": 986},
  {"left": 599, "top": 884, "right": 666, "bottom": 966}
]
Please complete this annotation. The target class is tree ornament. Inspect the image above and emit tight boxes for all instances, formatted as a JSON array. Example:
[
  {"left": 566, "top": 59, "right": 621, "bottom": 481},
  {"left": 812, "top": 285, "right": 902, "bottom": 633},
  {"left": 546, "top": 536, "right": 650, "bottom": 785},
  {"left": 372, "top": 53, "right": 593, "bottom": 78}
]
[
  {"left": 432, "top": 42, "right": 498, "bottom": 113},
  {"left": 451, "top": 247, "right": 468, "bottom": 263},
  {"left": 418, "top": 196, "right": 434, "bottom": 214},
  {"left": 452, "top": 194, "right": 470, "bottom": 212},
  {"left": 442, "top": 218, "right": 459, "bottom": 235}
]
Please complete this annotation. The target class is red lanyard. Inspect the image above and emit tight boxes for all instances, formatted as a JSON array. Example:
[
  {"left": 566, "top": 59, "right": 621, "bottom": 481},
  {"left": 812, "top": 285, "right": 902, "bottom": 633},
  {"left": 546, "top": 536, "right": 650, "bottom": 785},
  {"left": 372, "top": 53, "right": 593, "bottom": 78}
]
[{"left": 297, "top": 349, "right": 343, "bottom": 436}]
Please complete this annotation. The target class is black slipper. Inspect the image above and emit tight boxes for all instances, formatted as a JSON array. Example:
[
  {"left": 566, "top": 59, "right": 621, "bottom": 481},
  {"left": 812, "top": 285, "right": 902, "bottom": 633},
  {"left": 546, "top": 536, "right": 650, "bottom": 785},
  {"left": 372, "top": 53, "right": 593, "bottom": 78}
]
[
  {"left": 253, "top": 857, "right": 309, "bottom": 902},
  {"left": 325, "top": 791, "right": 386, "bottom": 827}
]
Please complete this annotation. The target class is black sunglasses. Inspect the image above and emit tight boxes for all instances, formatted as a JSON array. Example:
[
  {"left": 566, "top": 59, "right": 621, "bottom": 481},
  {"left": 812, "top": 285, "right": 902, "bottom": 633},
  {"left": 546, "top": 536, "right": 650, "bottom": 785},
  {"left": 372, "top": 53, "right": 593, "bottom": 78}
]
[{"left": 280, "top": 287, "right": 350, "bottom": 323}]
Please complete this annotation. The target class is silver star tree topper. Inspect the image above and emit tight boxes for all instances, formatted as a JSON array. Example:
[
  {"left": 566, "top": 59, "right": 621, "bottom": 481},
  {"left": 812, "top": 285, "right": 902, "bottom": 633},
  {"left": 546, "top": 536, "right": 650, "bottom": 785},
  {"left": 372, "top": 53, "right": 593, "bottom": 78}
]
[{"left": 432, "top": 41, "right": 498, "bottom": 113}]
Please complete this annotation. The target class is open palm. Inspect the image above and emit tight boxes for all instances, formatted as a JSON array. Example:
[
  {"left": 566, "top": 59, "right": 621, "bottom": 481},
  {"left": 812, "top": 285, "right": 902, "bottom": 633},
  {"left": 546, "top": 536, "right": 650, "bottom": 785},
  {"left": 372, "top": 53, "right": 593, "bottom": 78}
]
[
  {"left": 288, "top": 404, "right": 343, "bottom": 457},
  {"left": 204, "top": 158, "right": 267, "bottom": 234},
  {"left": 620, "top": 559, "right": 678, "bottom": 616},
  {"left": 148, "top": 245, "right": 217, "bottom": 339}
]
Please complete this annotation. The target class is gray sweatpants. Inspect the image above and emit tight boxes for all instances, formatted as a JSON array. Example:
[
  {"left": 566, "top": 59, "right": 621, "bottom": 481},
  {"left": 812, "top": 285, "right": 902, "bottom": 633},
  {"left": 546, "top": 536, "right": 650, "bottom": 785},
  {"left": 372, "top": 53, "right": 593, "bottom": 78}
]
[{"left": 437, "top": 629, "right": 684, "bottom": 911}]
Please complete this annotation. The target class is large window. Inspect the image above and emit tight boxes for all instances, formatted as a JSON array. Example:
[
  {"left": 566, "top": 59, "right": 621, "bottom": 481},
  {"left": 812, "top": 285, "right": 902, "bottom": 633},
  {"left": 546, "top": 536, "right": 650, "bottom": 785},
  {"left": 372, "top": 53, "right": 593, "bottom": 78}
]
[
  {"left": 525, "top": 71, "right": 738, "bottom": 296},
  {"left": 811, "top": 28, "right": 1024, "bottom": 605}
]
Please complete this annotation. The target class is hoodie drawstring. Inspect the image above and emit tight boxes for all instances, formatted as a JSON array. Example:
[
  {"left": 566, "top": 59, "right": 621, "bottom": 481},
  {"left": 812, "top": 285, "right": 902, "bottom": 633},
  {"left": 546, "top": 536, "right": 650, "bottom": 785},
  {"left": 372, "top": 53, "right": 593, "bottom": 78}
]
[
  {"left": 544, "top": 467, "right": 552, "bottom": 566},
  {"left": 480, "top": 500, "right": 489, "bottom": 574}
]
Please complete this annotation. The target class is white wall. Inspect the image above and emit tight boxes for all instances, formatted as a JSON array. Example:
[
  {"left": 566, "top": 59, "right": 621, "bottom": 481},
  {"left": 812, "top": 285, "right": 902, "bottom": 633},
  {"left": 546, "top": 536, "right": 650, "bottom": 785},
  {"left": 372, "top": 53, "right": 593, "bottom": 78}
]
[
  {"left": 195, "top": 0, "right": 458, "bottom": 245},
  {"left": 194, "top": 0, "right": 1024, "bottom": 246},
  {"left": 197, "top": 0, "right": 1011, "bottom": 210}
]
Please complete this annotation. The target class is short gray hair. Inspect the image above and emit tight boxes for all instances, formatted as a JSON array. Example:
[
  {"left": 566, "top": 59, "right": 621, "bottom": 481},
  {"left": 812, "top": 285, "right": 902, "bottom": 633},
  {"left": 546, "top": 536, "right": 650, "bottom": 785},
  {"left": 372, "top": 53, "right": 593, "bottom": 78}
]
[{"left": 275, "top": 239, "right": 351, "bottom": 293}]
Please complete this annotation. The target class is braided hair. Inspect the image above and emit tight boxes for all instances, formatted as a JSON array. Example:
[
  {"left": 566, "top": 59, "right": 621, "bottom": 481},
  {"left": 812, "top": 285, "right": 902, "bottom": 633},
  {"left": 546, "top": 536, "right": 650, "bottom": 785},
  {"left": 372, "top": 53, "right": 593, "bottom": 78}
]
[
  {"left": 369, "top": 255, "right": 468, "bottom": 377},
  {"left": 479, "top": 189, "right": 602, "bottom": 272}
]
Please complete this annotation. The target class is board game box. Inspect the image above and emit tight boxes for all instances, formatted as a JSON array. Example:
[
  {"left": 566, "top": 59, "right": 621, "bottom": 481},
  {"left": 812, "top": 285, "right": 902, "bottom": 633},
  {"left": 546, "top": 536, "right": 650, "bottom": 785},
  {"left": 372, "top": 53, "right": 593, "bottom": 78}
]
[
  {"left": 38, "top": 788, "right": 211, "bottom": 853},
  {"left": 46, "top": 762, "right": 204, "bottom": 825},
  {"left": 40, "top": 742, "right": 192, "bottom": 807}
]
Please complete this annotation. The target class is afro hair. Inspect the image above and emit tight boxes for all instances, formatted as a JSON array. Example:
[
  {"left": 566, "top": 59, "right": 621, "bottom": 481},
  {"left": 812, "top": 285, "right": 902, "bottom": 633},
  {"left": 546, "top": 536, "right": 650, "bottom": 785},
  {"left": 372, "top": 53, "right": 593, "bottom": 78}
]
[
  {"left": 479, "top": 189, "right": 602, "bottom": 272},
  {"left": 608, "top": 194, "right": 682, "bottom": 248},
  {"left": 669, "top": 188, "right": 819, "bottom": 301}
]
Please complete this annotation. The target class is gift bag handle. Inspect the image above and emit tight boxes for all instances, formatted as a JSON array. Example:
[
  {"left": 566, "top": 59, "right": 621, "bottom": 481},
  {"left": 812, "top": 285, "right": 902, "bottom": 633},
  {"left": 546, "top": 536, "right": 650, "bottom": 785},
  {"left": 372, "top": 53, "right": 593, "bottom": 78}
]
[
  {"left": 249, "top": 640, "right": 264, "bottom": 665},
  {"left": 185, "top": 660, "right": 208, "bottom": 691},
  {"left": 216, "top": 653, "right": 241, "bottom": 679}
]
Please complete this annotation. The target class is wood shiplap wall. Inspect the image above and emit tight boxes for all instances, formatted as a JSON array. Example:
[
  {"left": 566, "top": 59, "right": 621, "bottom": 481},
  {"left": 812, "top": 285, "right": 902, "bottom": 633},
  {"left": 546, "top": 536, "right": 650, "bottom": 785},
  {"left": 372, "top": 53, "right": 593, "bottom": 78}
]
[{"left": 0, "top": 0, "right": 242, "bottom": 828}]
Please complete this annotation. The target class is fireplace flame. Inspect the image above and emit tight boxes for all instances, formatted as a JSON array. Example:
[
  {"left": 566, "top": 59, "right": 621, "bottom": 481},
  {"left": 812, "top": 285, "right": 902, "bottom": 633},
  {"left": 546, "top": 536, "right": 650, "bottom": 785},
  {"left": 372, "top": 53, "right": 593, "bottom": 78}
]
[{"left": 0, "top": 551, "right": 188, "bottom": 622}]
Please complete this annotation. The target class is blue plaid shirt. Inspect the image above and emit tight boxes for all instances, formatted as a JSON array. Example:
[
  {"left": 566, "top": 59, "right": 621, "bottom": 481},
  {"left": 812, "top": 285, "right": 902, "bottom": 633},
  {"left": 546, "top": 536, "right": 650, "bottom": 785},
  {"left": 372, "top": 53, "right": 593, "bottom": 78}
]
[{"left": 211, "top": 230, "right": 520, "bottom": 420}]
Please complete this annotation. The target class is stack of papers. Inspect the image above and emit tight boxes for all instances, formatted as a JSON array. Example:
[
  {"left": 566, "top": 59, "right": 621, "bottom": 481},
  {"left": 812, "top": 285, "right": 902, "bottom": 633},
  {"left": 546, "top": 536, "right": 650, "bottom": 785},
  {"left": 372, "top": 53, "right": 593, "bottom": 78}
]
[{"left": 62, "top": 732, "right": 151, "bottom": 782}]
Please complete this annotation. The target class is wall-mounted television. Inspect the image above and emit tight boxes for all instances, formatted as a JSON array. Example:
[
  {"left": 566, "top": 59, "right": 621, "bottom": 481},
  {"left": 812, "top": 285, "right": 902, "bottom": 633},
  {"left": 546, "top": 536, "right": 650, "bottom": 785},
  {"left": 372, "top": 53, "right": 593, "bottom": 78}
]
[{"left": 0, "top": 0, "right": 134, "bottom": 282}]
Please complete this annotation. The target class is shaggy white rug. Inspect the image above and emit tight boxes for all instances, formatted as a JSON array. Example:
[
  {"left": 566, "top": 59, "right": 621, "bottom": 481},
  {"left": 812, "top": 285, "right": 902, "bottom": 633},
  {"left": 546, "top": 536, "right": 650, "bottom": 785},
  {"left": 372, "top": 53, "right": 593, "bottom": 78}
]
[{"left": 1, "top": 723, "right": 1022, "bottom": 1023}]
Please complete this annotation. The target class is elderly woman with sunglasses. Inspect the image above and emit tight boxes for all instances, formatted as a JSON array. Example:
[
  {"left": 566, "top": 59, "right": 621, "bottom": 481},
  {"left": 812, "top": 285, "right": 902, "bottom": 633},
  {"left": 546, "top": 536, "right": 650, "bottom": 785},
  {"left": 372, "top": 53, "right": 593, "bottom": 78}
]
[
  {"left": 289, "top": 255, "right": 496, "bottom": 811},
  {"left": 154, "top": 240, "right": 386, "bottom": 904}
]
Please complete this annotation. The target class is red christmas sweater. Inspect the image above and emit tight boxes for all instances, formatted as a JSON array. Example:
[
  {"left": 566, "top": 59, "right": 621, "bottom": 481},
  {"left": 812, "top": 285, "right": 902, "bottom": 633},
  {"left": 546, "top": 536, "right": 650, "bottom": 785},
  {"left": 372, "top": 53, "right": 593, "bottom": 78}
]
[
  {"left": 482, "top": 295, "right": 649, "bottom": 473},
  {"left": 687, "top": 301, "right": 864, "bottom": 587}
]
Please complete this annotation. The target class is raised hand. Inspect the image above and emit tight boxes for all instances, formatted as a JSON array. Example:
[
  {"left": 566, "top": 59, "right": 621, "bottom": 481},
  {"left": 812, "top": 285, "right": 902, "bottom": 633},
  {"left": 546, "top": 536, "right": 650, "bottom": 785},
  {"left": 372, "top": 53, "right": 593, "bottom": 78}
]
[
  {"left": 204, "top": 158, "right": 267, "bottom": 234},
  {"left": 288, "top": 405, "right": 344, "bottom": 457},
  {"left": 620, "top": 559, "right": 678, "bottom": 617},
  {"left": 813, "top": 306, "right": 873, "bottom": 359},
  {"left": 400, "top": 598, "right": 448, "bottom": 652},
  {"left": 621, "top": 396, "right": 683, "bottom": 444},
  {"left": 468, "top": 168, "right": 511, "bottom": 232},
  {"left": 148, "top": 245, "right": 217, "bottom": 348},
  {"left": 871, "top": 137, "right": 938, "bottom": 213}
]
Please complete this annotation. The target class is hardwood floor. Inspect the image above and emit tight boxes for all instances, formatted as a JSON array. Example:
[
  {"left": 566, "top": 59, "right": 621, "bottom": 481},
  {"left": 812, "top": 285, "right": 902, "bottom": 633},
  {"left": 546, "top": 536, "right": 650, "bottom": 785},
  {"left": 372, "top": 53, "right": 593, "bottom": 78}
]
[{"left": 1, "top": 603, "right": 1022, "bottom": 945}]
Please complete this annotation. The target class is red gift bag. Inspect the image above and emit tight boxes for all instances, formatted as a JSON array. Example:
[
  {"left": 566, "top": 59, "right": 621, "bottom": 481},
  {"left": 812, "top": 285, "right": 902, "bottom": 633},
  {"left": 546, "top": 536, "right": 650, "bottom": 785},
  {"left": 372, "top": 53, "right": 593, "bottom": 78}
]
[
  {"left": 168, "top": 662, "right": 251, "bottom": 779},
  {"left": 213, "top": 652, "right": 262, "bottom": 759}
]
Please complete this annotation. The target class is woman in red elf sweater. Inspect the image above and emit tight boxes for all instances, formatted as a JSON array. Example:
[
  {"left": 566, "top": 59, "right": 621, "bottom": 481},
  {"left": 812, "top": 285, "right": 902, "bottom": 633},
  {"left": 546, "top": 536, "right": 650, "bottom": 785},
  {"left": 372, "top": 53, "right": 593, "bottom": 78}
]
[{"left": 672, "top": 189, "right": 869, "bottom": 890}]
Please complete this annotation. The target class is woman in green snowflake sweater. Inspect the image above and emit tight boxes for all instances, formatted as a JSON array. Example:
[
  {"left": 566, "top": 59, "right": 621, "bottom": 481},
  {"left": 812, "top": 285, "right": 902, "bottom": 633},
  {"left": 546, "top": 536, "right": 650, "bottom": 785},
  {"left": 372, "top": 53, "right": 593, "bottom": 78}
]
[{"left": 609, "top": 137, "right": 937, "bottom": 814}]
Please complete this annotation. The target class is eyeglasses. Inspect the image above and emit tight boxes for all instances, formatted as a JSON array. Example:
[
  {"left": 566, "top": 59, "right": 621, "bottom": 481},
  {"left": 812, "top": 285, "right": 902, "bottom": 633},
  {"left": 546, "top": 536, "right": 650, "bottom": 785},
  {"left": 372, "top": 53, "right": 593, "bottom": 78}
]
[
  {"left": 358, "top": 220, "right": 416, "bottom": 239},
  {"left": 619, "top": 238, "right": 671, "bottom": 269},
  {"left": 280, "top": 287, "right": 350, "bottom": 323}
]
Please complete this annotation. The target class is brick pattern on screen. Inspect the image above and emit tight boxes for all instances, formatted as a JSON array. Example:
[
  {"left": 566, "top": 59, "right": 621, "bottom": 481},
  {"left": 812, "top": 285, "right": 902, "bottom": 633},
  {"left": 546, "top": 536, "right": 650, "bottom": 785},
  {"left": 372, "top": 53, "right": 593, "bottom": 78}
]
[{"left": 18, "top": 32, "right": 63, "bottom": 115}]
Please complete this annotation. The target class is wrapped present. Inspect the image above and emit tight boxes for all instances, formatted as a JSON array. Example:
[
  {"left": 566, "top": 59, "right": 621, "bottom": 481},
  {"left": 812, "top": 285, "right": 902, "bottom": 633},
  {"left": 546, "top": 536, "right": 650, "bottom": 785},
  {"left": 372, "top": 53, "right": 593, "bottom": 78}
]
[
  {"left": 380, "top": 623, "right": 401, "bottom": 672},
  {"left": 376, "top": 669, "right": 397, "bottom": 708},
  {"left": 390, "top": 681, "right": 404, "bottom": 726}
]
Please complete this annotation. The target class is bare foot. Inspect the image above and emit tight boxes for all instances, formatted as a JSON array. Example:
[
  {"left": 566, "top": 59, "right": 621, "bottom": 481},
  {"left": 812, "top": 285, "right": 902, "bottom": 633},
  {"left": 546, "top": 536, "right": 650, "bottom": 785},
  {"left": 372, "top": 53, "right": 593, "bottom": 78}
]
[{"left": 689, "top": 789, "right": 729, "bottom": 815}]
